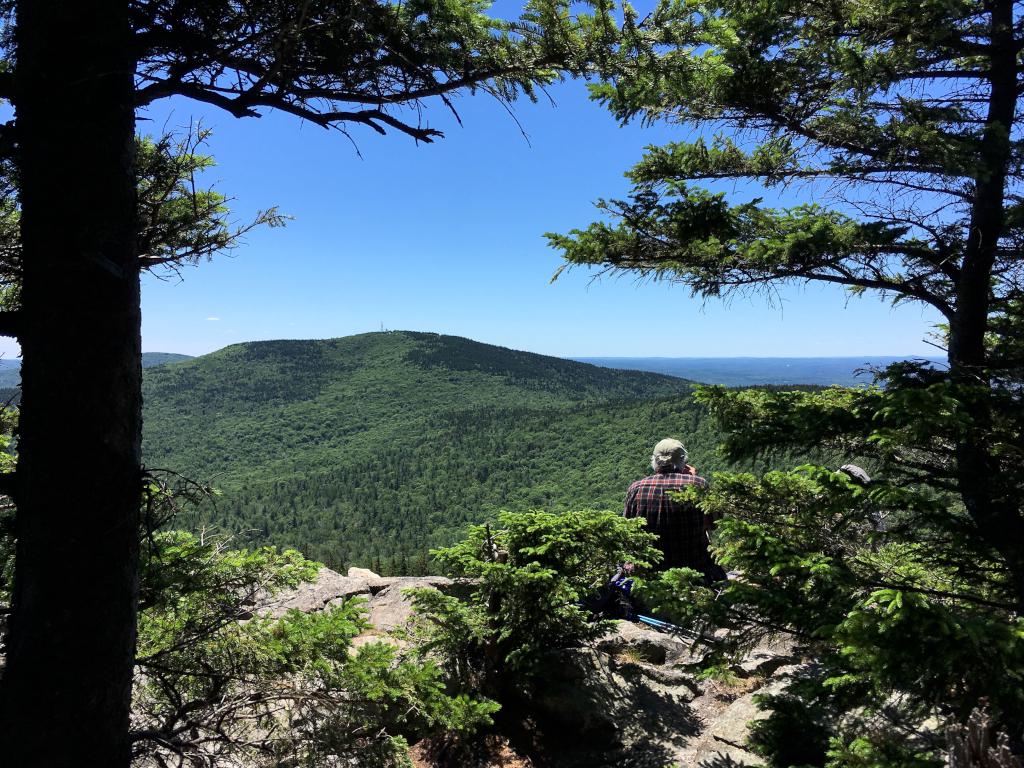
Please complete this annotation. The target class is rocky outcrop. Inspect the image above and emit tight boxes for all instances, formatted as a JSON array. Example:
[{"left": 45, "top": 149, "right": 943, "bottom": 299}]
[
  {"left": 270, "top": 568, "right": 803, "bottom": 767},
  {"left": 261, "top": 566, "right": 462, "bottom": 623},
  {"left": 531, "top": 622, "right": 799, "bottom": 768},
  {"left": 688, "top": 671, "right": 803, "bottom": 767},
  {"left": 262, "top": 567, "right": 377, "bottom": 617}
]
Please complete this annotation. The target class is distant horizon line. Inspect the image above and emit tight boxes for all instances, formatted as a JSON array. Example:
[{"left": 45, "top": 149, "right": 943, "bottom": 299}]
[
  {"left": 2, "top": 329, "right": 945, "bottom": 362},
  {"left": 134, "top": 350, "right": 943, "bottom": 360},
  {"left": 569, "top": 354, "right": 944, "bottom": 361}
]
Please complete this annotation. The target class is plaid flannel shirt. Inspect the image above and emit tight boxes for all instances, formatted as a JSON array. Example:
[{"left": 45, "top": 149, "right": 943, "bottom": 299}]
[{"left": 623, "top": 471, "right": 709, "bottom": 571}]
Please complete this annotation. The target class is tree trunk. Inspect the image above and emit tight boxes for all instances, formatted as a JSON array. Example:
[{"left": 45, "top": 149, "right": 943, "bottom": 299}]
[
  {"left": 0, "top": 2, "right": 141, "bottom": 766},
  {"left": 949, "top": 0, "right": 1024, "bottom": 608}
]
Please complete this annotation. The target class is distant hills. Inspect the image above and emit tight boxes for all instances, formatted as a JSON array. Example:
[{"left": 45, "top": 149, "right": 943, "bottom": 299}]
[
  {"left": 141, "top": 332, "right": 754, "bottom": 573},
  {"left": 0, "top": 352, "right": 192, "bottom": 390},
  {"left": 140, "top": 352, "right": 195, "bottom": 368},
  {"left": 0, "top": 352, "right": 193, "bottom": 402},
  {"left": 572, "top": 356, "right": 945, "bottom": 387}
]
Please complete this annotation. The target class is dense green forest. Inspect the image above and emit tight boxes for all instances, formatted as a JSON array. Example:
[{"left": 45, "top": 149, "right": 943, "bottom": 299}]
[{"left": 142, "top": 331, "right": 770, "bottom": 572}]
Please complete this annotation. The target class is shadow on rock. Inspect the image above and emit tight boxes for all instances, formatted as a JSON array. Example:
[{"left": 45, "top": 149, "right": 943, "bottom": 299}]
[
  {"left": 525, "top": 646, "right": 702, "bottom": 768},
  {"left": 698, "top": 753, "right": 762, "bottom": 768}
]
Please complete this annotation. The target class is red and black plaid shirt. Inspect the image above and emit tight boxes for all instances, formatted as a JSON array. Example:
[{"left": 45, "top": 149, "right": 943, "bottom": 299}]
[{"left": 624, "top": 471, "right": 709, "bottom": 571}]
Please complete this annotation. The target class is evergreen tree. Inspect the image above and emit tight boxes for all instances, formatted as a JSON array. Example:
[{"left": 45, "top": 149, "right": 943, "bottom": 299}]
[
  {"left": 0, "top": 2, "right": 603, "bottom": 764},
  {"left": 131, "top": 528, "right": 495, "bottom": 767},
  {"left": 409, "top": 509, "right": 658, "bottom": 757},
  {"left": 551, "top": 0, "right": 1024, "bottom": 760}
]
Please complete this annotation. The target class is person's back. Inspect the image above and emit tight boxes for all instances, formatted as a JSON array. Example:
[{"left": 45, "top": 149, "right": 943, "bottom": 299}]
[{"left": 624, "top": 438, "right": 710, "bottom": 572}]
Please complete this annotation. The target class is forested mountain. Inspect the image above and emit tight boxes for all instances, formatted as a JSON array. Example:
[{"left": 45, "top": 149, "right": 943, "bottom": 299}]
[{"left": 142, "top": 331, "right": 749, "bottom": 572}]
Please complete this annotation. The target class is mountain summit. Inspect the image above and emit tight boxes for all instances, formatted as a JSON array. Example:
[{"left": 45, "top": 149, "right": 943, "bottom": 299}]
[{"left": 142, "top": 331, "right": 717, "bottom": 570}]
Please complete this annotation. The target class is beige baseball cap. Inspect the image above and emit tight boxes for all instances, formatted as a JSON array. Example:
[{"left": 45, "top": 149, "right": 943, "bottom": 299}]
[{"left": 653, "top": 438, "right": 687, "bottom": 464}]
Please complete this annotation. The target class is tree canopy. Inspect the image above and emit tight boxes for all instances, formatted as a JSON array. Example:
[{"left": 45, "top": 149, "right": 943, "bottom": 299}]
[
  {"left": 551, "top": 0, "right": 1024, "bottom": 760},
  {"left": 551, "top": 0, "right": 1022, "bottom": 343}
]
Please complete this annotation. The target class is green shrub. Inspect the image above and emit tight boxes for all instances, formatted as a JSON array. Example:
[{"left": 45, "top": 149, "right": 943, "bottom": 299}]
[
  {"left": 132, "top": 530, "right": 496, "bottom": 767},
  {"left": 408, "top": 509, "right": 658, "bottom": 705}
]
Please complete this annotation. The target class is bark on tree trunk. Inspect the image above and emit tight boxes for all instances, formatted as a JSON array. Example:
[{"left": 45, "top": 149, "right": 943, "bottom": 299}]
[
  {"left": 0, "top": 2, "right": 141, "bottom": 766},
  {"left": 949, "top": 0, "right": 1024, "bottom": 609}
]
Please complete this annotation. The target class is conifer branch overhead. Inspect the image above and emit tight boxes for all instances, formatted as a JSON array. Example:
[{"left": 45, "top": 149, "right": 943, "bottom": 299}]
[
  {"left": 130, "top": 0, "right": 597, "bottom": 141},
  {"left": 551, "top": 0, "right": 1024, "bottom": 336}
]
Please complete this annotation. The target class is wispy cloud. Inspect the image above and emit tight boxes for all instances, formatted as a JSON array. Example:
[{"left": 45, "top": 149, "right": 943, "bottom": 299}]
[{"left": 206, "top": 316, "right": 220, "bottom": 321}]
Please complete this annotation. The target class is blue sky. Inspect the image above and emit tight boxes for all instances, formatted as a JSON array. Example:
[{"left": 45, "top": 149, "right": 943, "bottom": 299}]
[{"left": 1, "top": 60, "right": 945, "bottom": 361}]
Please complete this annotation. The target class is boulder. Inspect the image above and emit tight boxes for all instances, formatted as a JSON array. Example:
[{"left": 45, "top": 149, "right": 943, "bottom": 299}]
[
  {"left": 242, "top": 571, "right": 816, "bottom": 767},
  {"left": 532, "top": 648, "right": 625, "bottom": 746},
  {"left": 346, "top": 567, "right": 389, "bottom": 593},
  {"left": 262, "top": 567, "right": 372, "bottom": 617},
  {"left": 362, "top": 577, "right": 456, "bottom": 633},
  {"left": 263, "top": 569, "right": 466, "bottom": 632}
]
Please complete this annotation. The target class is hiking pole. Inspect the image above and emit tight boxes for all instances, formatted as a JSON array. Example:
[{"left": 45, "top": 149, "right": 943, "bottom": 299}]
[
  {"left": 635, "top": 614, "right": 679, "bottom": 631},
  {"left": 633, "top": 613, "right": 700, "bottom": 640}
]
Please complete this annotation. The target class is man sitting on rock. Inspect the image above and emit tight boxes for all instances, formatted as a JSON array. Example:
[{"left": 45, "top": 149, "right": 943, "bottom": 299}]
[{"left": 624, "top": 438, "right": 716, "bottom": 576}]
